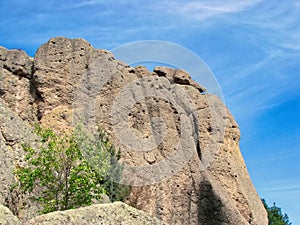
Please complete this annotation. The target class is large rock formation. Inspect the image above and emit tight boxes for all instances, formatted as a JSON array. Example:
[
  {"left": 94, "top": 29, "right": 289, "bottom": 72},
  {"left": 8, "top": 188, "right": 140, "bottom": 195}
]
[{"left": 0, "top": 37, "right": 268, "bottom": 224}]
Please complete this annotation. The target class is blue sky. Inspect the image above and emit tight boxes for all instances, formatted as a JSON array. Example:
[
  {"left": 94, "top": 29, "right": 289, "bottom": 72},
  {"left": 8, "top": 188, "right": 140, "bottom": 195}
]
[{"left": 1, "top": 0, "right": 299, "bottom": 223}]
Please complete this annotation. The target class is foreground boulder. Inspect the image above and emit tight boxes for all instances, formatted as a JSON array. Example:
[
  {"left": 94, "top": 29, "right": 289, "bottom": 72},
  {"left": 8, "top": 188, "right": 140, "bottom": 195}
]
[
  {"left": 0, "top": 205, "right": 21, "bottom": 225},
  {"left": 25, "top": 202, "right": 166, "bottom": 225},
  {"left": 0, "top": 37, "right": 268, "bottom": 224}
]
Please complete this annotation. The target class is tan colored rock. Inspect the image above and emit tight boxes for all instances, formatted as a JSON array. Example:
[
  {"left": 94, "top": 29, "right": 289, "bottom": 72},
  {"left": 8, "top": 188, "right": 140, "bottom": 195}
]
[
  {"left": 0, "top": 47, "right": 33, "bottom": 79},
  {"left": 0, "top": 205, "right": 21, "bottom": 225},
  {"left": 0, "top": 37, "right": 268, "bottom": 225},
  {"left": 33, "top": 37, "right": 94, "bottom": 116},
  {"left": 0, "top": 47, "right": 37, "bottom": 123},
  {"left": 153, "top": 66, "right": 206, "bottom": 92},
  {"left": 132, "top": 65, "right": 153, "bottom": 77},
  {"left": 0, "top": 100, "right": 40, "bottom": 221},
  {"left": 25, "top": 202, "right": 167, "bottom": 225}
]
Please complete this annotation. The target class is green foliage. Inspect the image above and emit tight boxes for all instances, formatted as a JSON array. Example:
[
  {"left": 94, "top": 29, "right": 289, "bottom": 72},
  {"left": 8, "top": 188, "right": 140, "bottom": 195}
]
[
  {"left": 262, "top": 199, "right": 292, "bottom": 225},
  {"left": 15, "top": 126, "right": 129, "bottom": 214}
]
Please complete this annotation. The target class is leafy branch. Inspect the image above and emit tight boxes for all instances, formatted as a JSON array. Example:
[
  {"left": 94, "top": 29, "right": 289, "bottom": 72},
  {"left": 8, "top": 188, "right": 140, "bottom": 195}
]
[{"left": 14, "top": 126, "right": 129, "bottom": 214}]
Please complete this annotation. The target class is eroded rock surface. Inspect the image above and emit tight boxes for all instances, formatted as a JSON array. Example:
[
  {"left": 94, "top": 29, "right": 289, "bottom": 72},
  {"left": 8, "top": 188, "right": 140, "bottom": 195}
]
[
  {"left": 0, "top": 100, "right": 40, "bottom": 220},
  {"left": 0, "top": 47, "right": 38, "bottom": 123},
  {"left": 0, "top": 205, "right": 21, "bottom": 225},
  {"left": 26, "top": 202, "right": 167, "bottom": 225},
  {"left": 0, "top": 37, "right": 268, "bottom": 225}
]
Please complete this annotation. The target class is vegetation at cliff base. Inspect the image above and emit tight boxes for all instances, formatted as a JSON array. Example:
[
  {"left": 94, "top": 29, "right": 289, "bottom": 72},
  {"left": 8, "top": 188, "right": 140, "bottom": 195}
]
[
  {"left": 262, "top": 199, "right": 292, "bottom": 225},
  {"left": 15, "top": 126, "right": 128, "bottom": 214}
]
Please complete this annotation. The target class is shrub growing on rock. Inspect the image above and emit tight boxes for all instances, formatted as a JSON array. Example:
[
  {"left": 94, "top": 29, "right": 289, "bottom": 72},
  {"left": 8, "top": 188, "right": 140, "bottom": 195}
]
[{"left": 15, "top": 126, "right": 128, "bottom": 214}]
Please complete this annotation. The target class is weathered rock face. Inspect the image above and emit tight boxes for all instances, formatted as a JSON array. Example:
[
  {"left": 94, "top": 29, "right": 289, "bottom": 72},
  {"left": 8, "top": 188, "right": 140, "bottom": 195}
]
[
  {"left": 0, "top": 37, "right": 268, "bottom": 225},
  {"left": 0, "top": 202, "right": 166, "bottom": 225},
  {"left": 25, "top": 202, "right": 167, "bottom": 225},
  {"left": 0, "top": 47, "right": 38, "bottom": 123},
  {"left": 0, "top": 100, "right": 41, "bottom": 220},
  {"left": 0, "top": 205, "right": 22, "bottom": 225}
]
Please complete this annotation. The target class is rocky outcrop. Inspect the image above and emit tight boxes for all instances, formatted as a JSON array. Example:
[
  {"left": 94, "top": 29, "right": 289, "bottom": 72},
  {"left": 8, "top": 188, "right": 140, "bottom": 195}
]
[
  {"left": 153, "top": 66, "right": 206, "bottom": 92},
  {"left": 0, "top": 47, "right": 38, "bottom": 123},
  {"left": 0, "top": 37, "right": 268, "bottom": 225},
  {"left": 0, "top": 99, "right": 41, "bottom": 220},
  {"left": 0, "top": 205, "right": 21, "bottom": 225},
  {"left": 25, "top": 202, "right": 167, "bottom": 225},
  {"left": 0, "top": 202, "right": 165, "bottom": 225}
]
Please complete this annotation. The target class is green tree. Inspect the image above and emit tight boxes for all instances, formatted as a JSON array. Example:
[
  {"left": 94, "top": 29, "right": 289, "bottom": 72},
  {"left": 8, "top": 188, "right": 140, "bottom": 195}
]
[
  {"left": 262, "top": 199, "right": 292, "bottom": 225},
  {"left": 15, "top": 126, "right": 128, "bottom": 214}
]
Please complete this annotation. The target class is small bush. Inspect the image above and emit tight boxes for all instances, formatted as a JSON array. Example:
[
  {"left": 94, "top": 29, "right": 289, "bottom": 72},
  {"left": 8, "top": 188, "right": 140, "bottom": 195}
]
[{"left": 15, "top": 126, "right": 129, "bottom": 214}]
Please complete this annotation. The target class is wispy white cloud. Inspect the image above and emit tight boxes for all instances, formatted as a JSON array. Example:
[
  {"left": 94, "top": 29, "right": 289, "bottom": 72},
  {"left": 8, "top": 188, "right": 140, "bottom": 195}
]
[
  {"left": 260, "top": 177, "right": 300, "bottom": 192},
  {"left": 263, "top": 185, "right": 300, "bottom": 192},
  {"left": 73, "top": 0, "right": 104, "bottom": 8},
  {"left": 241, "top": 1, "right": 300, "bottom": 51},
  {"left": 156, "top": 0, "right": 262, "bottom": 20},
  {"left": 209, "top": 1, "right": 300, "bottom": 120},
  {"left": 222, "top": 56, "right": 273, "bottom": 88}
]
